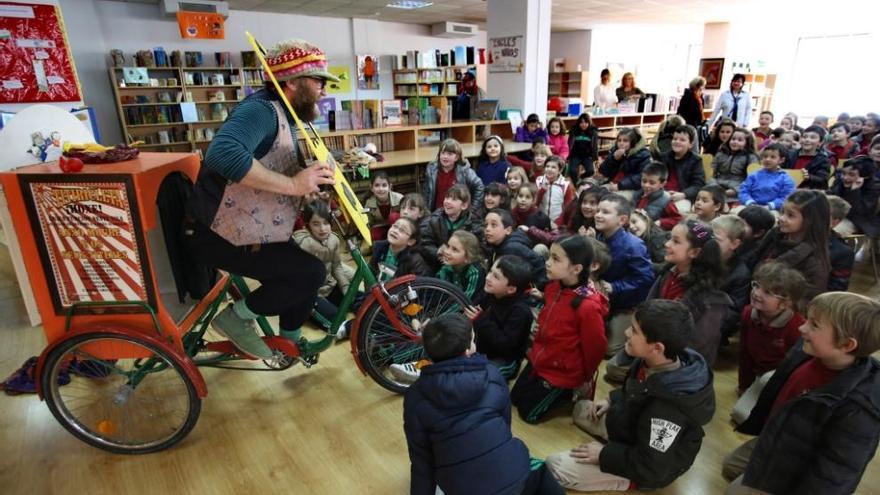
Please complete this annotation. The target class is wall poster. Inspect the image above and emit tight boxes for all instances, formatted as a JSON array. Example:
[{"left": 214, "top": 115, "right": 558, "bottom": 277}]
[
  {"left": 488, "top": 35, "right": 523, "bottom": 73},
  {"left": 0, "top": 2, "right": 82, "bottom": 103}
]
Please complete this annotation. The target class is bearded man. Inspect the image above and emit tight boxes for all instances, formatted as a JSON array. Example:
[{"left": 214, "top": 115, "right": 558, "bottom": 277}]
[{"left": 185, "top": 39, "right": 338, "bottom": 359}]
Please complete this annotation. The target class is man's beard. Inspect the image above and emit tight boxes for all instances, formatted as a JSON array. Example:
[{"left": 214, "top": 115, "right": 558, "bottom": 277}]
[{"left": 291, "top": 79, "right": 320, "bottom": 122}]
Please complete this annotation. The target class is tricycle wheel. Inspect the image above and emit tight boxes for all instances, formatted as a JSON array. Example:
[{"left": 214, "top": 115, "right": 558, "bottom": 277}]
[
  {"left": 40, "top": 332, "right": 201, "bottom": 454},
  {"left": 356, "top": 277, "right": 469, "bottom": 394}
]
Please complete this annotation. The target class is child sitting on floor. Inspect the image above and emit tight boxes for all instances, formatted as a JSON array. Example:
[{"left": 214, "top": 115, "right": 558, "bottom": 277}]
[
  {"left": 436, "top": 230, "right": 485, "bottom": 301},
  {"left": 597, "top": 127, "right": 651, "bottom": 197},
  {"left": 734, "top": 262, "right": 805, "bottom": 402},
  {"left": 399, "top": 192, "right": 427, "bottom": 222},
  {"left": 784, "top": 125, "right": 832, "bottom": 190},
  {"left": 484, "top": 208, "right": 548, "bottom": 289},
  {"left": 826, "top": 195, "right": 855, "bottom": 292},
  {"left": 546, "top": 117, "right": 570, "bottom": 160},
  {"left": 420, "top": 184, "right": 483, "bottom": 271},
  {"left": 512, "top": 183, "right": 552, "bottom": 230},
  {"left": 293, "top": 201, "right": 355, "bottom": 333},
  {"left": 594, "top": 194, "right": 656, "bottom": 357},
  {"left": 369, "top": 217, "right": 433, "bottom": 282},
  {"left": 737, "top": 204, "right": 776, "bottom": 265},
  {"left": 475, "top": 135, "right": 511, "bottom": 187},
  {"left": 536, "top": 156, "right": 575, "bottom": 226},
  {"left": 363, "top": 172, "right": 403, "bottom": 241},
  {"left": 737, "top": 143, "right": 795, "bottom": 211},
  {"left": 629, "top": 208, "right": 669, "bottom": 274},
  {"left": 692, "top": 184, "right": 727, "bottom": 223},
  {"left": 748, "top": 190, "right": 830, "bottom": 301},
  {"left": 473, "top": 181, "right": 511, "bottom": 221},
  {"left": 633, "top": 162, "right": 683, "bottom": 231},
  {"left": 723, "top": 292, "right": 880, "bottom": 495},
  {"left": 711, "top": 215, "right": 752, "bottom": 338},
  {"left": 547, "top": 299, "right": 715, "bottom": 492},
  {"left": 511, "top": 235, "right": 608, "bottom": 424},
  {"left": 466, "top": 255, "right": 534, "bottom": 380},
  {"left": 711, "top": 127, "right": 759, "bottom": 199},
  {"left": 605, "top": 220, "right": 731, "bottom": 383},
  {"left": 506, "top": 166, "right": 531, "bottom": 205},
  {"left": 403, "top": 313, "right": 565, "bottom": 495}
]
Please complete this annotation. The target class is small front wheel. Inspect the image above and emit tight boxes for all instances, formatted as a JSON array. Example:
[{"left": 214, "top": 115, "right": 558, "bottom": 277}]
[
  {"left": 356, "top": 277, "right": 469, "bottom": 394},
  {"left": 40, "top": 332, "right": 201, "bottom": 454}
]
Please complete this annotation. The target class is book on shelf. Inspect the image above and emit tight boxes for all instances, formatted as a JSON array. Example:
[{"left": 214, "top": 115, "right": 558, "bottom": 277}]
[{"left": 381, "top": 99, "right": 402, "bottom": 127}]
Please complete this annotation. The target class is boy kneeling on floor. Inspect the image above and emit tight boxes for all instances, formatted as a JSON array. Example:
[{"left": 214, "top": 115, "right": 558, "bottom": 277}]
[
  {"left": 722, "top": 292, "right": 880, "bottom": 495},
  {"left": 545, "top": 299, "right": 715, "bottom": 492},
  {"left": 403, "top": 313, "right": 564, "bottom": 495}
]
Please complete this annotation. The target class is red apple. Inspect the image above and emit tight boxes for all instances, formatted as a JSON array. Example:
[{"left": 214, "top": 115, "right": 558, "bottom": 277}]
[{"left": 59, "top": 156, "right": 83, "bottom": 173}]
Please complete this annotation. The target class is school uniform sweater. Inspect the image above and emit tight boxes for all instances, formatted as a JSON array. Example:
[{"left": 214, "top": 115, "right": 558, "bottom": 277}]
[
  {"left": 738, "top": 306, "right": 805, "bottom": 391},
  {"left": 634, "top": 189, "right": 683, "bottom": 231},
  {"left": 738, "top": 344, "right": 880, "bottom": 494}
]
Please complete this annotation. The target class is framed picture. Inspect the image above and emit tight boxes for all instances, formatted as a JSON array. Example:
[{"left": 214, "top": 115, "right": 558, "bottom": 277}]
[{"left": 699, "top": 58, "right": 724, "bottom": 90}]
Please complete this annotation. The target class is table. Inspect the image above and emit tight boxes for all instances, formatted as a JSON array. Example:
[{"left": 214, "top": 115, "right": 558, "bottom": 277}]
[{"left": 375, "top": 141, "right": 531, "bottom": 170}]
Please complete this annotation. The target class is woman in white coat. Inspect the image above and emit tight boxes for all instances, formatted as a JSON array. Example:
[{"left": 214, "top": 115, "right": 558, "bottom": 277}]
[{"left": 709, "top": 73, "right": 751, "bottom": 128}]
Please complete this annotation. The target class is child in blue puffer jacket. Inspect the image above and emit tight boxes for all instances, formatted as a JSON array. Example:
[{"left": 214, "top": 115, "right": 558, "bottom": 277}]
[
  {"left": 738, "top": 143, "right": 795, "bottom": 210},
  {"left": 403, "top": 314, "right": 564, "bottom": 495}
]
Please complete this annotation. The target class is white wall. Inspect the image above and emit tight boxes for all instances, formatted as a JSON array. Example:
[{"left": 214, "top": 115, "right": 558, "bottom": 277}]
[
  {"left": 587, "top": 23, "right": 703, "bottom": 105},
  {"left": 549, "top": 30, "right": 591, "bottom": 72},
  {"left": 18, "top": 0, "right": 485, "bottom": 144}
]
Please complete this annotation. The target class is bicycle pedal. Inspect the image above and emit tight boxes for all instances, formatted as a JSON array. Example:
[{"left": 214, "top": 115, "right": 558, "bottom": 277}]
[{"left": 298, "top": 354, "right": 320, "bottom": 368}]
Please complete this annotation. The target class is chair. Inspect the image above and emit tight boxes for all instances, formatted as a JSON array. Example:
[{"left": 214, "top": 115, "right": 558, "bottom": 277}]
[
  {"left": 701, "top": 153, "right": 714, "bottom": 180},
  {"left": 844, "top": 234, "right": 879, "bottom": 282},
  {"left": 783, "top": 168, "right": 803, "bottom": 185}
]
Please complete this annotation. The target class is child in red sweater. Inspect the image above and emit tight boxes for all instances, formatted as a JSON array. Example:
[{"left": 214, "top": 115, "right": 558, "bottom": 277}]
[
  {"left": 737, "top": 262, "right": 806, "bottom": 396},
  {"left": 510, "top": 235, "right": 608, "bottom": 424}
]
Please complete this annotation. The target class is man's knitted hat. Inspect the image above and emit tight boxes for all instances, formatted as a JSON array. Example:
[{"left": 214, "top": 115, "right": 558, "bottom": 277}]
[{"left": 263, "top": 39, "right": 339, "bottom": 83}]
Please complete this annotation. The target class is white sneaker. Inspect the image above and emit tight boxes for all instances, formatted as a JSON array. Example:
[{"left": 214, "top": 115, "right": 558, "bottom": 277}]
[
  {"left": 335, "top": 319, "right": 353, "bottom": 341},
  {"left": 390, "top": 362, "right": 422, "bottom": 383},
  {"left": 855, "top": 245, "right": 868, "bottom": 263}
]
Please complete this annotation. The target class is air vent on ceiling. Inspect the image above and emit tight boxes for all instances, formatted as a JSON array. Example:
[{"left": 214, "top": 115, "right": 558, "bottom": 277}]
[
  {"left": 431, "top": 21, "right": 478, "bottom": 38},
  {"left": 160, "top": 0, "right": 229, "bottom": 18}
]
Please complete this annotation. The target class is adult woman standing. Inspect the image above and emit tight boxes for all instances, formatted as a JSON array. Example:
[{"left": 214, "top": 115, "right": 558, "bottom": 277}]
[
  {"left": 593, "top": 68, "right": 617, "bottom": 110},
  {"left": 615, "top": 72, "right": 645, "bottom": 104},
  {"left": 710, "top": 73, "right": 751, "bottom": 127},
  {"left": 677, "top": 77, "right": 706, "bottom": 127},
  {"left": 678, "top": 76, "right": 707, "bottom": 150}
]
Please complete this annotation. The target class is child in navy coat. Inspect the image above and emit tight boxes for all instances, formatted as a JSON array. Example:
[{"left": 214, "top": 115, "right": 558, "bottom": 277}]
[{"left": 403, "top": 314, "right": 564, "bottom": 495}]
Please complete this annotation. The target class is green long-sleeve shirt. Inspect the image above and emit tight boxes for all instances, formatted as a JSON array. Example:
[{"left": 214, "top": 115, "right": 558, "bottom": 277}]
[
  {"left": 436, "top": 263, "right": 484, "bottom": 301},
  {"left": 203, "top": 89, "right": 299, "bottom": 182}
]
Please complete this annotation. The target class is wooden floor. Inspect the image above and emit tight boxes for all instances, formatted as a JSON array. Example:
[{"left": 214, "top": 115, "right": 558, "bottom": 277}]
[{"left": 1, "top": 244, "right": 880, "bottom": 494}]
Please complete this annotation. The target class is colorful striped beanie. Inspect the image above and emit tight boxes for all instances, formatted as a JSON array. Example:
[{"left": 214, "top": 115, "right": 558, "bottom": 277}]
[{"left": 263, "top": 39, "right": 339, "bottom": 83}]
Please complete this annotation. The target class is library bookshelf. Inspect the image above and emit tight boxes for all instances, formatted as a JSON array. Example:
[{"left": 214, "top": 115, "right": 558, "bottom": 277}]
[{"left": 108, "top": 66, "right": 266, "bottom": 155}]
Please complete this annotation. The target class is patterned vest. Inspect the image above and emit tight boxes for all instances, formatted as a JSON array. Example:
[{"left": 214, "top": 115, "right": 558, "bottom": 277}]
[{"left": 210, "top": 101, "right": 304, "bottom": 246}]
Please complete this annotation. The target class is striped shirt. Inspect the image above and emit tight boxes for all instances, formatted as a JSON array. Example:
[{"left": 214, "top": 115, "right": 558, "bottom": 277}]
[
  {"left": 203, "top": 89, "right": 299, "bottom": 182},
  {"left": 436, "top": 263, "right": 484, "bottom": 301}
]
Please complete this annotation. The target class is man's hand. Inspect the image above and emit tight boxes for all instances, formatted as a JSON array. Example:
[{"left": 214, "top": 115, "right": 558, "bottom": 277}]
[
  {"left": 289, "top": 162, "right": 335, "bottom": 196},
  {"left": 570, "top": 442, "right": 604, "bottom": 465}
]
